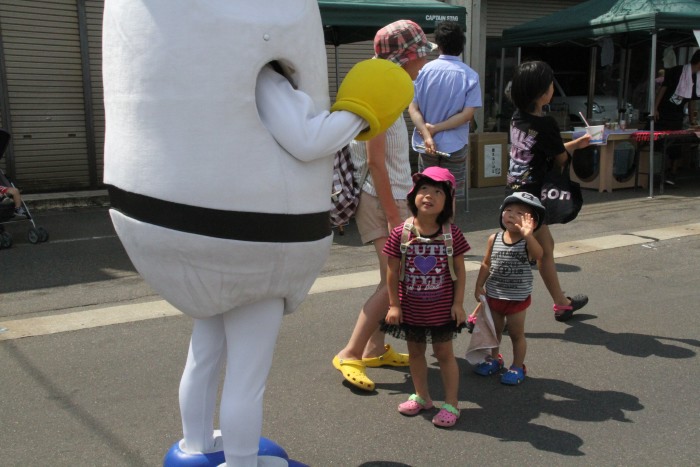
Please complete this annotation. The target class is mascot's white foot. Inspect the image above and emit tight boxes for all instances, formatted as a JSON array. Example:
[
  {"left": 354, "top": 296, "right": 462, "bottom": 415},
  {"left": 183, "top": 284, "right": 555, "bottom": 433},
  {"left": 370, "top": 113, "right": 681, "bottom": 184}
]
[{"left": 163, "top": 432, "right": 308, "bottom": 467}]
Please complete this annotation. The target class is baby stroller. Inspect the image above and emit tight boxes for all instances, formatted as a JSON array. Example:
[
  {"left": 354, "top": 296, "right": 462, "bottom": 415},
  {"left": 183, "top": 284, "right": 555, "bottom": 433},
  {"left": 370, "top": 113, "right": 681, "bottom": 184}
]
[{"left": 0, "top": 128, "right": 49, "bottom": 249}]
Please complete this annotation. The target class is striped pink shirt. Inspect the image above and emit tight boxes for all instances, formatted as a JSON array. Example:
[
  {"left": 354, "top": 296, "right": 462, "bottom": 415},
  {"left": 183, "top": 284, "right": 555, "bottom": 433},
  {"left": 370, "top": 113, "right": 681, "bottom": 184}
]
[{"left": 384, "top": 223, "right": 470, "bottom": 326}]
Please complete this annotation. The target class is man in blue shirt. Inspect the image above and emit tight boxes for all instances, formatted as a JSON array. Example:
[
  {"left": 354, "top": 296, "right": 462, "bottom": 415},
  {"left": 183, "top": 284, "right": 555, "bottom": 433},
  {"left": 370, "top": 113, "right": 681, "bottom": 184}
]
[{"left": 409, "top": 21, "right": 482, "bottom": 201}]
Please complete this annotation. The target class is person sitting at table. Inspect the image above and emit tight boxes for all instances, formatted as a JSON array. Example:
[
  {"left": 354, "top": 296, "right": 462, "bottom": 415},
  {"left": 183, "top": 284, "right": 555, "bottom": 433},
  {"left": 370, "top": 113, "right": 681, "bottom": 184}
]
[{"left": 652, "top": 50, "right": 700, "bottom": 185}]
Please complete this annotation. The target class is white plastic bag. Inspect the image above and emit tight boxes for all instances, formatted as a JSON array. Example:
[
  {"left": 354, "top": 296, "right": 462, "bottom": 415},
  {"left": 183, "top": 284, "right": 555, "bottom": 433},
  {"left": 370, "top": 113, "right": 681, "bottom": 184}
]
[{"left": 465, "top": 295, "right": 500, "bottom": 365}]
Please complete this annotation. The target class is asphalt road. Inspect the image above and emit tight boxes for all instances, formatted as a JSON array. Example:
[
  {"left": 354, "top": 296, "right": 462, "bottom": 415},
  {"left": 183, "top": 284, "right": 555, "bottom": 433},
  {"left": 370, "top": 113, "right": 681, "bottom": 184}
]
[{"left": 1, "top": 184, "right": 699, "bottom": 466}]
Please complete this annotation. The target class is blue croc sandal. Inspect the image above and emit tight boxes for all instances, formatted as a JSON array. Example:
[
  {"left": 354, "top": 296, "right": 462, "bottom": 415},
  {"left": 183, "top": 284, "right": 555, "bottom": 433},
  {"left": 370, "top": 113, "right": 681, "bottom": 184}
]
[
  {"left": 501, "top": 365, "right": 526, "bottom": 385},
  {"left": 473, "top": 354, "right": 504, "bottom": 376}
]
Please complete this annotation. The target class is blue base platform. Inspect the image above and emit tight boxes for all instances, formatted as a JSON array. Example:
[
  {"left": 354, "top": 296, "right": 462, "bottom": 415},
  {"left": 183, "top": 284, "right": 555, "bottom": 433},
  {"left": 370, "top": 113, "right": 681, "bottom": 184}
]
[{"left": 163, "top": 436, "right": 308, "bottom": 467}]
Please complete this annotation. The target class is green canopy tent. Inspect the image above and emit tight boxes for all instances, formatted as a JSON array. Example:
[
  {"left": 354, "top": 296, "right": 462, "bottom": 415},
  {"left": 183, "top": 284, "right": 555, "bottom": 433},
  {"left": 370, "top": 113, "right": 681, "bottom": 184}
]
[
  {"left": 501, "top": 0, "right": 700, "bottom": 47},
  {"left": 318, "top": 0, "right": 467, "bottom": 46},
  {"left": 317, "top": 0, "right": 468, "bottom": 99},
  {"left": 500, "top": 0, "right": 700, "bottom": 197},
  {"left": 317, "top": 0, "right": 468, "bottom": 88}
]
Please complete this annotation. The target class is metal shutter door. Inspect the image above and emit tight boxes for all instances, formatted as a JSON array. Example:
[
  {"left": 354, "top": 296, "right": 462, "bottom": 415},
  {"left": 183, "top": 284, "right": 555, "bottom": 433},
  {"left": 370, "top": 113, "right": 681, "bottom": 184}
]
[
  {"left": 487, "top": 0, "right": 582, "bottom": 38},
  {"left": 0, "top": 0, "right": 89, "bottom": 191},
  {"left": 85, "top": 0, "right": 103, "bottom": 186}
]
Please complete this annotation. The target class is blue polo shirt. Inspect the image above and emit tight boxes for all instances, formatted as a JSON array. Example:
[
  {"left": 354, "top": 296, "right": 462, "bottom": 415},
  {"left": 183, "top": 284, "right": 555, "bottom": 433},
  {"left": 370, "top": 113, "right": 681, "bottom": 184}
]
[{"left": 412, "top": 55, "right": 482, "bottom": 154}]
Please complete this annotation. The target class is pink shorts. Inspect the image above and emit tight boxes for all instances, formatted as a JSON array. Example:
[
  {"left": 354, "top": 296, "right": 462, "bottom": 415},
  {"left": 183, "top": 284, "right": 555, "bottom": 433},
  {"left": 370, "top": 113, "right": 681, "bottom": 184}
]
[
  {"left": 0, "top": 186, "right": 8, "bottom": 195},
  {"left": 486, "top": 295, "right": 531, "bottom": 316}
]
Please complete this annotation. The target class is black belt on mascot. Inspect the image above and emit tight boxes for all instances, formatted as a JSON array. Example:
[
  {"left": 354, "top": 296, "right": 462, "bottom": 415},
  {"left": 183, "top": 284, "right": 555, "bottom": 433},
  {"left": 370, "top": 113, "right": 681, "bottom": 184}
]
[{"left": 108, "top": 185, "right": 330, "bottom": 242}]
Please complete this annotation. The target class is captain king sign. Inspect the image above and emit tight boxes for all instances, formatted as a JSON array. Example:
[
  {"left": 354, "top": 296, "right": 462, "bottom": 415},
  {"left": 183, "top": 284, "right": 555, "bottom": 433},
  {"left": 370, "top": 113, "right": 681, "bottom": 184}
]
[{"left": 425, "top": 15, "right": 460, "bottom": 22}]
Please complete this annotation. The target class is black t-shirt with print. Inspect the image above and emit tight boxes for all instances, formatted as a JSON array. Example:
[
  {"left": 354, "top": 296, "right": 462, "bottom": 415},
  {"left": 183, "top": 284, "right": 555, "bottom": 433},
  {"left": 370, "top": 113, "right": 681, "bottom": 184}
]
[{"left": 507, "top": 109, "right": 566, "bottom": 196}]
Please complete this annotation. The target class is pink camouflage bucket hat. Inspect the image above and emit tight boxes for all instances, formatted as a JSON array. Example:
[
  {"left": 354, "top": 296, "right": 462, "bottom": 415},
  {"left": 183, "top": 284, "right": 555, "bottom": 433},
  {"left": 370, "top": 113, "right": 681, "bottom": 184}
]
[
  {"left": 408, "top": 166, "right": 456, "bottom": 197},
  {"left": 373, "top": 19, "right": 437, "bottom": 66}
]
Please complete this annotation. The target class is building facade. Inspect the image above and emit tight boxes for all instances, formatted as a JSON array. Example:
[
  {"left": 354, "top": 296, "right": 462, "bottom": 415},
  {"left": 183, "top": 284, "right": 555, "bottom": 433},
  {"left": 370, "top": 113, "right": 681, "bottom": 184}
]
[{"left": 0, "top": 0, "right": 581, "bottom": 192}]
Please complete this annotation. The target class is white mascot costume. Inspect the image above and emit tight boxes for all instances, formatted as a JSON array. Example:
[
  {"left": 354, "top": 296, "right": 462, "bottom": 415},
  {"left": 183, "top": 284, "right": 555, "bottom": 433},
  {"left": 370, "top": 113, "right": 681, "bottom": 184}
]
[{"left": 102, "top": 1, "right": 413, "bottom": 466}]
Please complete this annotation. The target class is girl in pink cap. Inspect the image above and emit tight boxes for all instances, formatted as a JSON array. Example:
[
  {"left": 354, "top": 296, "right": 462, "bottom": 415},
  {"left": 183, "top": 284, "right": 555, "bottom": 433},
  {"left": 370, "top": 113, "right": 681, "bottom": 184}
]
[{"left": 381, "top": 166, "right": 470, "bottom": 428}]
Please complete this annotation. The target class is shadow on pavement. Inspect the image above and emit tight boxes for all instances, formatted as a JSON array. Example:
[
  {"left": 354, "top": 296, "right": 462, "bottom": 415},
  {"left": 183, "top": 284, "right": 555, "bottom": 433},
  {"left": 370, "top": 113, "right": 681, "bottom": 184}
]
[
  {"left": 454, "top": 372, "right": 644, "bottom": 456},
  {"left": 529, "top": 314, "right": 700, "bottom": 359},
  {"left": 364, "top": 357, "right": 643, "bottom": 457}
]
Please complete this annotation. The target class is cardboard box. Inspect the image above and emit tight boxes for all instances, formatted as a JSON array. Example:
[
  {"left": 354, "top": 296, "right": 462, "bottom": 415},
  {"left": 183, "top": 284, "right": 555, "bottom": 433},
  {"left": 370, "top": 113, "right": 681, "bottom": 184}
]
[{"left": 471, "top": 132, "right": 508, "bottom": 187}]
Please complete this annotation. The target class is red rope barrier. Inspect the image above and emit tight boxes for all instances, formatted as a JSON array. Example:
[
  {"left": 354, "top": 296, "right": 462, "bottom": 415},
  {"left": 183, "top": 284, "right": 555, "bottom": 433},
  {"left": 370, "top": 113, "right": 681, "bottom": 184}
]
[{"left": 631, "top": 130, "right": 699, "bottom": 142}]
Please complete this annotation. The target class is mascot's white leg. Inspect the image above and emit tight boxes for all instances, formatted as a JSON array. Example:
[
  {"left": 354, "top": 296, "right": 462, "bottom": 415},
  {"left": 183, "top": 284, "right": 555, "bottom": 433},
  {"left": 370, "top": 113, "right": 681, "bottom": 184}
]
[
  {"left": 220, "top": 298, "right": 285, "bottom": 467},
  {"left": 175, "top": 298, "right": 287, "bottom": 467},
  {"left": 179, "top": 316, "right": 226, "bottom": 453}
]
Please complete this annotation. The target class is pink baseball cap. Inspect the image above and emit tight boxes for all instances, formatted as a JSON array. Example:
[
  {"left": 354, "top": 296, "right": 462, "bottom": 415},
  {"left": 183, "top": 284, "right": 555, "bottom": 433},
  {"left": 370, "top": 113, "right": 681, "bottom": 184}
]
[
  {"left": 409, "top": 166, "right": 456, "bottom": 197},
  {"left": 374, "top": 20, "right": 437, "bottom": 66}
]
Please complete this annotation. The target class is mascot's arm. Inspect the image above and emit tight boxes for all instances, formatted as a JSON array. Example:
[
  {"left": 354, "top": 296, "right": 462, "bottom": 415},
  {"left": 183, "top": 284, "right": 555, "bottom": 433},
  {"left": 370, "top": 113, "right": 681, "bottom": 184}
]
[
  {"left": 256, "top": 65, "right": 366, "bottom": 162},
  {"left": 331, "top": 59, "right": 414, "bottom": 141}
]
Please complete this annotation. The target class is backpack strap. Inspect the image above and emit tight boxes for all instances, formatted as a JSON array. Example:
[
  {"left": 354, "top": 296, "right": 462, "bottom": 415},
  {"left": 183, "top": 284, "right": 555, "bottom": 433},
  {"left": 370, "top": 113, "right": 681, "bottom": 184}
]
[
  {"left": 398, "top": 218, "right": 457, "bottom": 282},
  {"left": 398, "top": 217, "right": 414, "bottom": 281},
  {"left": 442, "top": 222, "right": 457, "bottom": 281}
]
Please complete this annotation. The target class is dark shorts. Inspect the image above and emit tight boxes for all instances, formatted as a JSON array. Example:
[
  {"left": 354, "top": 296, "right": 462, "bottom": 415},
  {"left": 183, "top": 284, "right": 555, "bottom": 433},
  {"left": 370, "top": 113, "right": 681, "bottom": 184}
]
[{"left": 487, "top": 295, "right": 531, "bottom": 316}]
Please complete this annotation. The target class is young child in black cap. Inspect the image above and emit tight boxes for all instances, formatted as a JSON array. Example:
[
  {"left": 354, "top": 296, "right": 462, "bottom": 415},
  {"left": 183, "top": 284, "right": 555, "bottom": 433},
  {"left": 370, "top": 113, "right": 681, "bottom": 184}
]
[{"left": 472, "top": 192, "right": 544, "bottom": 385}]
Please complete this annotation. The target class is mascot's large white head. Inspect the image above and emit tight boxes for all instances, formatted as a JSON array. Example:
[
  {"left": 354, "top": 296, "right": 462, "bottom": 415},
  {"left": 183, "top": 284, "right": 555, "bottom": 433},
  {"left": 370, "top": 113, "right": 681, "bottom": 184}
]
[
  {"left": 103, "top": 0, "right": 337, "bottom": 319},
  {"left": 104, "top": 0, "right": 330, "bottom": 212}
]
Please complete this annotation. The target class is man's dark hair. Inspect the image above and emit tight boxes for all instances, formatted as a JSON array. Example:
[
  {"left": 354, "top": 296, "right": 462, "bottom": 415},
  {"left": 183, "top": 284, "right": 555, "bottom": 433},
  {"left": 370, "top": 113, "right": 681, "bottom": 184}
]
[
  {"left": 407, "top": 178, "right": 454, "bottom": 226},
  {"left": 510, "top": 61, "right": 554, "bottom": 113},
  {"left": 691, "top": 49, "right": 700, "bottom": 65},
  {"left": 434, "top": 21, "right": 465, "bottom": 57}
]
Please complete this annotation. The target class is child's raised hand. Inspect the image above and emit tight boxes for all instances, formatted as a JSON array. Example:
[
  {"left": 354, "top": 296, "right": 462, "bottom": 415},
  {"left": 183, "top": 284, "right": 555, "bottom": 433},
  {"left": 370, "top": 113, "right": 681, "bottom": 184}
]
[
  {"left": 516, "top": 212, "right": 535, "bottom": 237},
  {"left": 385, "top": 305, "right": 402, "bottom": 325}
]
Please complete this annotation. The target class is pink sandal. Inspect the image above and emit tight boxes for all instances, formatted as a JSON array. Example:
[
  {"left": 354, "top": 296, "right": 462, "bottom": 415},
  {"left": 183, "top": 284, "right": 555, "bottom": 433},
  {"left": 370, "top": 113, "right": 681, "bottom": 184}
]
[
  {"left": 398, "top": 394, "right": 434, "bottom": 416},
  {"left": 432, "top": 403, "right": 460, "bottom": 428}
]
